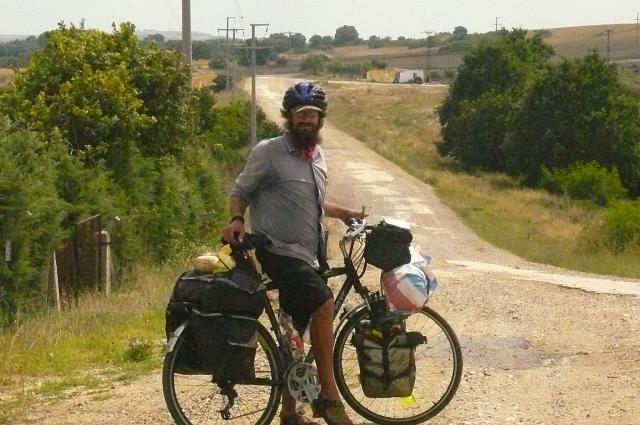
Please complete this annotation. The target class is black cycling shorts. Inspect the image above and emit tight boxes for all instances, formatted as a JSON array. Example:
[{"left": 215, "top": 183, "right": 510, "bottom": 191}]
[{"left": 256, "top": 248, "right": 333, "bottom": 332}]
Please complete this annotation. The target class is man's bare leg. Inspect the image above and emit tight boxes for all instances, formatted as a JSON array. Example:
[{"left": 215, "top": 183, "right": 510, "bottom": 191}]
[{"left": 310, "top": 298, "right": 339, "bottom": 400}]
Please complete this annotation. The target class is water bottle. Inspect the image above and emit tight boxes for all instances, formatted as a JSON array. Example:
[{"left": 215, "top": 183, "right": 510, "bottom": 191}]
[{"left": 278, "top": 310, "right": 304, "bottom": 361}]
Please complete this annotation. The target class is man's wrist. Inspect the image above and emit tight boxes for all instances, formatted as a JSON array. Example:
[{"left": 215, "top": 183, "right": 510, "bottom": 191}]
[{"left": 230, "top": 215, "right": 245, "bottom": 224}]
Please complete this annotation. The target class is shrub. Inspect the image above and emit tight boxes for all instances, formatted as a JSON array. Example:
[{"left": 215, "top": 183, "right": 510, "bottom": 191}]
[
  {"left": 208, "top": 57, "right": 225, "bottom": 69},
  {"left": 538, "top": 162, "right": 627, "bottom": 206},
  {"left": 601, "top": 201, "right": 640, "bottom": 253},
  {"left": 212, "top": 74, "right": 233, "bottom": 92},
  {"left": 125, "top": 337, "right": 153, "bottom": 362},
  {"left": 300, "top": 55, "right": 326, "bottom": 74}
]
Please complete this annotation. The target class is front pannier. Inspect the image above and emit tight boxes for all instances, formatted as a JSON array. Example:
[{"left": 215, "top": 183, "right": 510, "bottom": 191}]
[
  {"left": 351, "top": 315, "right": 425, "bottom": 398},
  {"left": 364, "top": 222, "right": 413, "bottom": 271},
  {"left": 165, "top": 269, "right": 266, "bottom": 381}
]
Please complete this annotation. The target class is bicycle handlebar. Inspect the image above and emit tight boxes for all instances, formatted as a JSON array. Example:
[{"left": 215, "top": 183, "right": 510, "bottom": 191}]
[{"left": 344, "top": 218, "right": 367, "bottom": 240}]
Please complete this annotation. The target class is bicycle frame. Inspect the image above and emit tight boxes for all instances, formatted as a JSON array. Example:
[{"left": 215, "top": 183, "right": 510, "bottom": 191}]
[{"left": 259, "top": 244, "right": 372, "bottom": 367}]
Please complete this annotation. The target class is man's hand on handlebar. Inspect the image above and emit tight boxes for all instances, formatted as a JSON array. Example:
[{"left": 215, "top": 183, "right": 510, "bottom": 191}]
[
  {"left": 222, "top": 219, "right": 245, "bottom": 245},
  {"left": 342, "top": 206, "right": 368, "bottom": 225}
]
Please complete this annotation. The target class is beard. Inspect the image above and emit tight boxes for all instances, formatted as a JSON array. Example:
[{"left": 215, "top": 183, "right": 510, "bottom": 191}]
[{"left": 288, "top": 123, "right": 322, "bottom": 149}]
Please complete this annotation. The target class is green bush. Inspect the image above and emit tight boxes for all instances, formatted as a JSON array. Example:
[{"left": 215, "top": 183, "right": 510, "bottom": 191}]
[
  {"left": 125, "top": 337, "right": 153, "bottom": 362},
  {"left": 0, "top": 130, "right": 67, "bottom": 325},
  {"left": 538, "top": 162, "right": 627, "bottom": 206},
  {"left": 300, "top": 55, "right": 326, "bottom": 74},
  {"left": 212, "top": 74, "right": 233, "bottom": 92},
  {"left": 0, "top": 24, "right": 281, "bottom": 325},
  {"left": 601, "top": 201, "right": 640, "bottom": 253}
]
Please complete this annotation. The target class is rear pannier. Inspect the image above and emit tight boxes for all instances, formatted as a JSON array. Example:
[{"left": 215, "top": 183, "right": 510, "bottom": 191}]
[{"left": 165, "top": 269, "right": 266, "bottom": 382}]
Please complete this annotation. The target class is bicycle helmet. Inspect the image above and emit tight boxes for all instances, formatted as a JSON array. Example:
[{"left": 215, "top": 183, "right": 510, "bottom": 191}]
[{"left": 282, "top": 81, "right": 327, "bottom": 115}]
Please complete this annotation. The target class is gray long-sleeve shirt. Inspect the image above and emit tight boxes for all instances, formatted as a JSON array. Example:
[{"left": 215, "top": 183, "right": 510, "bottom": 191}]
[{"left": 230, "top": 135, "right": 327, "bottom": 268}]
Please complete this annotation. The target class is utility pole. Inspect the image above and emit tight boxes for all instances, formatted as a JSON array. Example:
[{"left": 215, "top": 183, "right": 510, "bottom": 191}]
[
  {"left": 284, "top": 31, "right": 296, "bottom": 51},
  {"left": 605, "top": 29, "right": 613, "bottom": 62},
  {"left": 218, "top": 16, "right": 236, "bottom": 90},
  {"left": 423, "top": 30, "right": 433, "bottom": 83},
  {"left": 181, "top": 0, "right": 192, "bottom": 80},
  {"left": 249, "top": 23, "right": 269, "bottom": 146},
  {"left": 636, "top": 13, "right": 639, "bottom": 47},
  {"left": 494, "top": 17, "right": 501, "bottom": 32}
]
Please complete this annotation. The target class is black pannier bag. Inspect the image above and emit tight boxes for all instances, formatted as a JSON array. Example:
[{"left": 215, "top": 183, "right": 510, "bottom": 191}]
[
  {"left": 351, "top": 313, "right": 426, "bottom": 398},
  {"left": 165, "top": 268, "right": 266, "bottom": 381},
  {"left": 364, "top": 222, "right": 413, "bottom": 271}
]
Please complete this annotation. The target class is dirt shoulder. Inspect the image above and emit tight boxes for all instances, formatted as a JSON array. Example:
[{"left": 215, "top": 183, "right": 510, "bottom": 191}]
[{"left": 9, "top": 76, "right": 640, "bottom": 425}]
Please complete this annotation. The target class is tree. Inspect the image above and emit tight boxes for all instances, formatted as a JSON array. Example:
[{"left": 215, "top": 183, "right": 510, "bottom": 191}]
[
  {"left": 452, "top": 26, "right": 468, "bottom": 40},
  {"left": 438, "top": 29, "right": 554, "bottom": 170},
  {"left": 368, "top": 35, "right": 382, "bottom": 48},
  {"left": 142, "top": 33, "right": 165, "bottom": 44},
  {"left": 507, "top": 52, "right": 640, "bottom": 193},
  {"left": 309, "top": 34, "right": 323, "bottom": 49},
  {"left": 334, "top": 25, "right": 359, "bottom": 46},
  {"left": 268, "top": 33, "right": 290, "bottom": 53},
  {"left": 290, "top": 33, "right": 307, "bottom": 51}
]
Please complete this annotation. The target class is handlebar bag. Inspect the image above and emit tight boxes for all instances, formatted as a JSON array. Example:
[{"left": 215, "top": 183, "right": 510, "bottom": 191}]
[
  {"left": 351, "top": 316, "right": 425, "bottom": 398},
  {"left": 364, "top": 222, "right": 413, "bottom": 271}
]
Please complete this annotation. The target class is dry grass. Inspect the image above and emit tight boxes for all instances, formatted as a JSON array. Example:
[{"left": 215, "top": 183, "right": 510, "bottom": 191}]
[
  {"left": 544, "top": 24, "right": 638, "bottom": 59},
  {"left": 0, "top": 67, "right": 16, "bottom": 88},
  {"left": 191, "top": 59, "right": 216, "bottom": 89},
  {"left": 325, "top": 83, "right": 640, "bottom": 278},
  {"left": 0, "top": 263, "right": 182, "bottom": 421}
]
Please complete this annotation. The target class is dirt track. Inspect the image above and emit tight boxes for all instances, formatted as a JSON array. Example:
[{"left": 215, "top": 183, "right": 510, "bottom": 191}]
[{"left": 12, "top": 76, "right": 640, "bottom": 424}]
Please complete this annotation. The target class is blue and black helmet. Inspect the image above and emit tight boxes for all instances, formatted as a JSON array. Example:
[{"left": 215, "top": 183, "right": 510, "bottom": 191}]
[{"left": 282, "top": 81, "right": 327, "bottom": 115}]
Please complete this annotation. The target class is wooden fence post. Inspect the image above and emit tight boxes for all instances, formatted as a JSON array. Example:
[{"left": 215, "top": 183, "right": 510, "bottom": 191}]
[
  {"left": 48, "top": 251, "right": 61, "bottom": 311},
  {"left": 100, "top": 230, "right": 111, "bottom": 296}
]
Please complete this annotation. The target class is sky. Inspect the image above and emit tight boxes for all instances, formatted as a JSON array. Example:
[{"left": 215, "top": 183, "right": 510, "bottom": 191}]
[{"left": 1, "top": 0, "right": 637, "bottom": 40}]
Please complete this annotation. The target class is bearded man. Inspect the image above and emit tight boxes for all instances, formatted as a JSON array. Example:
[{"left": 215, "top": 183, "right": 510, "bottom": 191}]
[{"left": 223, "top": 81, "right": 365, "bottom": 425}]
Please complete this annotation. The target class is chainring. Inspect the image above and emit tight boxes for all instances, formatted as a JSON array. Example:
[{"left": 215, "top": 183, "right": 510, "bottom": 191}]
[{"left": 285, "top": 361, "right": 321, "bottom": 403}]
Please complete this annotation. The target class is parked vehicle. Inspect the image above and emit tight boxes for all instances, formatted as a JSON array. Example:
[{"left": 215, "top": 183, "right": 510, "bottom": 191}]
[
  {"left": 366, "top": 69, "right": 397, "bottom": 83},
  {"left": 394, "top": 69, "right": 424, "bottom": 84}
]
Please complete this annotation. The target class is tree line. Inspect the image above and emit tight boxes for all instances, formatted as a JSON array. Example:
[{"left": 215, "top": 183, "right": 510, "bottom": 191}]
[
  {"left": 1, "top": 24, "right": 491, "bottom": 70},
  {"left": 0, "top": 22, "right": 279, "bottom": 326},
  {"left": 438, "top": 29, "right": 640, "bottom": 254}
]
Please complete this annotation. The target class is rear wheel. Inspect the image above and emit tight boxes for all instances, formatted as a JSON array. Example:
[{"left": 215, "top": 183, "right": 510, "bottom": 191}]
[
  {"left": 162, "top": 322, "right": 282, "bottom": 425},
  {"left": 333, "top": 306, "right": 463, "bottom": 424}
]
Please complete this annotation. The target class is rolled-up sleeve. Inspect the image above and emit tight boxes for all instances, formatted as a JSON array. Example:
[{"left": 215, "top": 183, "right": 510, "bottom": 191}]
[{"left": 230, "top": 141, "right": 272, "bottom": 204}]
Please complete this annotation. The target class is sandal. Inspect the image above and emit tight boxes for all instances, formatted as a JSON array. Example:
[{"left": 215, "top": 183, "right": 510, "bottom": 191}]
[
  {"left": 311, "top": 397, "right": 353, "bottom": 425},
  {"left": 280, "top": 411, "right": 321, "bottom": 425}
]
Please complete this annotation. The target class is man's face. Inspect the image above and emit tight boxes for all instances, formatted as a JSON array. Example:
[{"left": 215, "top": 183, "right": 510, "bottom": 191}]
[{"left": 289, "top": 109, "right": 321, "bottom": 147}]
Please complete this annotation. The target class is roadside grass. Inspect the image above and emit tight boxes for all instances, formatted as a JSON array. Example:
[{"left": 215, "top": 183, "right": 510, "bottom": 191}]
[
  {"left": 325, "top": 82, "right": 640, "bottom": 278},
  {"left": 0, "top": 263, "right": 182, "bottom": 421},
  {"left": 619, "top": 68, "right": 640, "bottom": 95}
]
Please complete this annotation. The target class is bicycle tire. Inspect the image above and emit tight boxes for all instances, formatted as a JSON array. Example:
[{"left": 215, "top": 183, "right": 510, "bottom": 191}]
[
  {"left": 333, "top": 306, "right": 463, "bottom": 424},
  {"left": 162, "top": 321, "right": 282, "bottom": 425}
]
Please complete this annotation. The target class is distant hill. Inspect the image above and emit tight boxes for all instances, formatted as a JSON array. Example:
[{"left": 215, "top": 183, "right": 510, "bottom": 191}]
[
  {"left": 277, "top": 23, "right": 640, "bottom": 74},
  {"left": 0, "top": 35, "right": 31, "bottom": 43},
  {"left": 0, "top": 30, "right": 220, "bottom": 44},
  {"left": 135, "top": 29, "right": 220, "bottom": 41}
]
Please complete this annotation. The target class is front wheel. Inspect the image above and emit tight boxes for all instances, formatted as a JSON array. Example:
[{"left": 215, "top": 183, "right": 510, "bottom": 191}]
[
  {"left": 333, "top": 306, "right": 463, "bottom": 424},
  {"left": 162, "top": 321, "right": 282, "bottom": 425}
]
